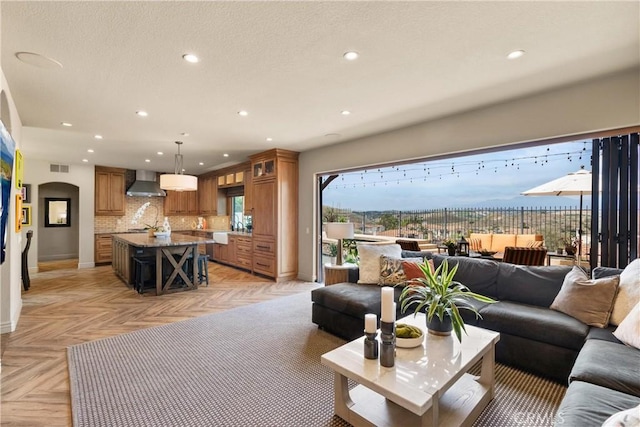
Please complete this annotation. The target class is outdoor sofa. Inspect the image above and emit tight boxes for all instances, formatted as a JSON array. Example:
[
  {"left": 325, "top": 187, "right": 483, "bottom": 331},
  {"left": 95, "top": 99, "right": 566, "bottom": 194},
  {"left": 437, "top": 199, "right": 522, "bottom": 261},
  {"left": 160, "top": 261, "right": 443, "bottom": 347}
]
[{"left": 311, "top": 250, "right": 640, "bottom": 425}]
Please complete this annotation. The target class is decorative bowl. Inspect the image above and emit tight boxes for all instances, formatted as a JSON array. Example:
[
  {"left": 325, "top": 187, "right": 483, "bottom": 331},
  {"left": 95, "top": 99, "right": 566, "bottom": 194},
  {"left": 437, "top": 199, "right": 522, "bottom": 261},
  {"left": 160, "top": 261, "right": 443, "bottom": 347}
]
[
  {"left": 478, "top": 250, "right": 497, "bottom": 256},
  {"left": 395, "top": 324, "right": 424, "bottom": 348},
  {"left": 154, "top": 231, "right": 171, "bottom": 238}
]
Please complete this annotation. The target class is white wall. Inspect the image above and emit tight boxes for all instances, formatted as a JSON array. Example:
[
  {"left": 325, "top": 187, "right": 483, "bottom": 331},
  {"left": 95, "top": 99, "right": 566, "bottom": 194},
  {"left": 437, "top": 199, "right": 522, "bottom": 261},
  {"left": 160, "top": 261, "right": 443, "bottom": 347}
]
[
  {"left": 298, "top": 68, "right": 640, "bottom": 281},
  {"left": 23, "top": 158, "right": 95, "bottom": 271},
  {"left": 0, "top": 70, "right": 25, "bottom": 334}
]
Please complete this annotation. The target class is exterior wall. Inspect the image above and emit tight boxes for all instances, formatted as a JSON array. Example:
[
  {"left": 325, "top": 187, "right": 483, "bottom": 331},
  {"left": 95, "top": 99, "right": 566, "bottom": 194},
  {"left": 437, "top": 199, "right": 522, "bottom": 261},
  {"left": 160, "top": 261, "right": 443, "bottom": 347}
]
[
  {"left": 298, "top": 68, "right": 640, "bottom": 281},
  {"left": 0, "top": 68, "right": 24, "bottom": 333}
]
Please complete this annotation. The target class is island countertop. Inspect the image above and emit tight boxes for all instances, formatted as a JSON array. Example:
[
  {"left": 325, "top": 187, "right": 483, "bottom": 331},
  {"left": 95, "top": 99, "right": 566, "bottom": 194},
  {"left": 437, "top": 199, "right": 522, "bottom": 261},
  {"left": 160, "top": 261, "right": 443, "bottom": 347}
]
[{"left": 112, "top": 233, "right": 216, "bottom": 248}]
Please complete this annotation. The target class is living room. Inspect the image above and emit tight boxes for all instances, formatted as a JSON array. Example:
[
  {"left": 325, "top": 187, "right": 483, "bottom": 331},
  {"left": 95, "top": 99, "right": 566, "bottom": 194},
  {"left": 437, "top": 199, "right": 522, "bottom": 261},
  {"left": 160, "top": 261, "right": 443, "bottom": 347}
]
[{"left": 1, "top": 2, "right": 639, "bottom": 426}]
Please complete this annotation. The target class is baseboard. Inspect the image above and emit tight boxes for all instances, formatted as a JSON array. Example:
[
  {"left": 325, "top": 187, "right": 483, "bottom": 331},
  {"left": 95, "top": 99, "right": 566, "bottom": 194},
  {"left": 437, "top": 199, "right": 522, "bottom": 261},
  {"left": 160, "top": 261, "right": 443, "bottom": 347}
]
[
  {"left": 0, "top": 299, "right": 22, "bottom": 334},
  {"left": 29, "top": 266, "right": 38, "bottom": 275},
  {"left": 39, "top": 254, "right": 79, "bottom": 262},
  {"left": 78, "top": 262, "right": 95, "bottom": 269}
]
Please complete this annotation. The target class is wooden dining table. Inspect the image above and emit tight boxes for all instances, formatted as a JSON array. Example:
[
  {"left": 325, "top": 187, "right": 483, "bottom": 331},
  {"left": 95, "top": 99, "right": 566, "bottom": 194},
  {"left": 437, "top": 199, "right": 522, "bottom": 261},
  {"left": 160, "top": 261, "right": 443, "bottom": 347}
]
[{"left": 112, "top": 233, "right": 216, "bottom": 295}]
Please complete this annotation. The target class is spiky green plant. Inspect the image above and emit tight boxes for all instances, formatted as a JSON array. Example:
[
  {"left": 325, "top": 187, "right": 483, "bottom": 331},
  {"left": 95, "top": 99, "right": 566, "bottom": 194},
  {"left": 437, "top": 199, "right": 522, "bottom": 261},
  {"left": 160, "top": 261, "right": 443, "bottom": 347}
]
[{"left": 398, "top": 259, "right": 495, "bottom": 342}]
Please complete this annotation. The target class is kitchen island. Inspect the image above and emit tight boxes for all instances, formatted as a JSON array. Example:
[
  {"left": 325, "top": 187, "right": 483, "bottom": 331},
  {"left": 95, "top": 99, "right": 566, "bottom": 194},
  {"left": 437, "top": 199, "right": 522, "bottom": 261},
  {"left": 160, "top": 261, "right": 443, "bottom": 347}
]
[{"left": 112, "top": 233, "right": 215, "bottom": 295}]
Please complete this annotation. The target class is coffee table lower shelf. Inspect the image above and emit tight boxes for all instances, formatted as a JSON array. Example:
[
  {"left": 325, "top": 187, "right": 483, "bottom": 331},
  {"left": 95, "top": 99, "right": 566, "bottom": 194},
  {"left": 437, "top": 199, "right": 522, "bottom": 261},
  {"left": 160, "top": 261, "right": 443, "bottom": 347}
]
[{"left": 336, "top": 372, "right": 492, "bottom": 427}]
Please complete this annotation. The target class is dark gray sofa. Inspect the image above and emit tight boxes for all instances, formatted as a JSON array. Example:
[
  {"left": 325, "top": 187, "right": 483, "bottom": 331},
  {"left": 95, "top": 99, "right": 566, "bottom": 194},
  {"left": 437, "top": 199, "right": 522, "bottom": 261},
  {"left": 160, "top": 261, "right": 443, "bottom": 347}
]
[{"left": 311, "top": 254, "right": 640, "bottom": 425}]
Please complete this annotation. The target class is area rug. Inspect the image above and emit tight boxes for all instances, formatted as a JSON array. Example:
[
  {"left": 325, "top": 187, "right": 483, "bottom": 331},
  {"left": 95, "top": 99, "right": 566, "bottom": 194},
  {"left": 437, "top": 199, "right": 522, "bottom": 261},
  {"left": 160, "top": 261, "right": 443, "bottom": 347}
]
[{"left": 68, "top": 291, "right": 566, "bottom": 427}]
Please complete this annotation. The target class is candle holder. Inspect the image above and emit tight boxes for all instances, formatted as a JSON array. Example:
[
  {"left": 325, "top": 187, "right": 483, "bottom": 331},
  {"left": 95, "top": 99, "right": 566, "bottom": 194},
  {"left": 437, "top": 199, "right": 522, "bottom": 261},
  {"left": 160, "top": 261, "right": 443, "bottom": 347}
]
[
  {"left": 364, "top": 331, "right": 379, "bottom": 359},
  {"left": 379, "top": 320, "right": 395, "bottom": 367}
]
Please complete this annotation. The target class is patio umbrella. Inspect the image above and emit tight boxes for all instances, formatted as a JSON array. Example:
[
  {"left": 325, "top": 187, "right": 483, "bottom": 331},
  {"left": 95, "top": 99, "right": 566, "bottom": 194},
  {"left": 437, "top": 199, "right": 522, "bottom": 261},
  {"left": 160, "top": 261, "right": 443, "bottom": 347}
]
[{"left": 522, "top": 169, "right": 592, "bottom": 257}]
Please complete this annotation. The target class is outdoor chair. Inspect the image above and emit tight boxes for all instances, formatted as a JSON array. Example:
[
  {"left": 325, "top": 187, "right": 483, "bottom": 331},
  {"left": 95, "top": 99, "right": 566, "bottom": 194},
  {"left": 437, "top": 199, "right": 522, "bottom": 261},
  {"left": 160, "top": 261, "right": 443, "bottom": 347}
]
[
  {"left": 502, "top": 246, "right": 548, "bottom": 266},
  {"left": 395, "top": 239, "right": 421, "bottom": 251}
]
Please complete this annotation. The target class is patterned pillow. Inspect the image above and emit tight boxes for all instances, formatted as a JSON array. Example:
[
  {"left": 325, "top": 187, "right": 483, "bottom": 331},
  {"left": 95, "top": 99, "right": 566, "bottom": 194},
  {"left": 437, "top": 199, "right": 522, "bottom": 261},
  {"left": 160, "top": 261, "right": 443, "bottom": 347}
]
[
  {"left": 526, "top": 240, "right": 543, "bottom": 248},
  {"left": 469, "top": 238, "right": 482, "bottom": 251},
  {"left": 378, "top": 256, "right": 423, "bottom": 286}
]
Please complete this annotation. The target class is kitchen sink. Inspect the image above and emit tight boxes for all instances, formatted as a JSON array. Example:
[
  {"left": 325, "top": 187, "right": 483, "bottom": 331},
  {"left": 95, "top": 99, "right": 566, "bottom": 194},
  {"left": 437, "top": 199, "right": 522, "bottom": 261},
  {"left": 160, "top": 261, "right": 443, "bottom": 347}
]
[{"left": 213, "top": 232, "right": 228, "bottom": 245}]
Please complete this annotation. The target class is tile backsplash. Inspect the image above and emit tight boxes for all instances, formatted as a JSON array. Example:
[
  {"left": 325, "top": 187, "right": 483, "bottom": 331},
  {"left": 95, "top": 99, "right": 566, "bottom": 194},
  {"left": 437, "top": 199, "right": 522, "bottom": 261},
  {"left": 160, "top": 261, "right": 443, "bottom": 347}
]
[{"left": 94, "top": 196, "right": 228, "bottom": 233}]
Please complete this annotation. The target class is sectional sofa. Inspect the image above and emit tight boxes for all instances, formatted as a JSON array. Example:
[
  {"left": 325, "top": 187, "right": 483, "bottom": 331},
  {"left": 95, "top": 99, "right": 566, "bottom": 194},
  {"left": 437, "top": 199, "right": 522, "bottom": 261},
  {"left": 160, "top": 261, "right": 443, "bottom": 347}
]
[{"left": 311, "top": 251, "right": 640, "bottom": 425}]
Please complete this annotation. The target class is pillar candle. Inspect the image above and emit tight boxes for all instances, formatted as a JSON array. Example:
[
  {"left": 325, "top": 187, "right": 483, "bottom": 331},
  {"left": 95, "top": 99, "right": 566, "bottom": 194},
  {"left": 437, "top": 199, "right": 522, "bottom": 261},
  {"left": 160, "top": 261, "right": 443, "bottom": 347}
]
[
  {"left": 381, "top": 287, "right": 394, "bottom": 322},
  {"left": 393, "top": 302, "right": 397, "bottom": 323},
  {"left": 364, "top": 313, "right": 377, "bottom": 333}
]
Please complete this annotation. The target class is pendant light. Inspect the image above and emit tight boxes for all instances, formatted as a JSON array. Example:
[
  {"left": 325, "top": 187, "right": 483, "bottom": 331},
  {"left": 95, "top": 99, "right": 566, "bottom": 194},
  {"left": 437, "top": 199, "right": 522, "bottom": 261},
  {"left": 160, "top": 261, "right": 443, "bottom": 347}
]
[{"left": 160, "top": 141, "right": 198, "bottom": 191}]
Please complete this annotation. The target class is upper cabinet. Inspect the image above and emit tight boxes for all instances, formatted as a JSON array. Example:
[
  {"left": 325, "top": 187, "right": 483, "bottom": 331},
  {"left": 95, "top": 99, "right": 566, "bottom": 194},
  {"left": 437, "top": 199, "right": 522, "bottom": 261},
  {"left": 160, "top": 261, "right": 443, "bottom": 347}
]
[
  {"left": 198, "top": 175, "right": 217, "bottom": 215},
  {"left": 95, "top": 166, "right": 126, "bottom": 216},
  {"left": 217, "top": 166, "right": 247, "bottom": 189},
  {"left": 252, "top": 157, "right": 276, "bottom": 181},
  {"left": 164, "top": 190, "right": 198, "bottom": 215},
  {"left": 243, "top": 165, "right": 253, "bottom": 215}
]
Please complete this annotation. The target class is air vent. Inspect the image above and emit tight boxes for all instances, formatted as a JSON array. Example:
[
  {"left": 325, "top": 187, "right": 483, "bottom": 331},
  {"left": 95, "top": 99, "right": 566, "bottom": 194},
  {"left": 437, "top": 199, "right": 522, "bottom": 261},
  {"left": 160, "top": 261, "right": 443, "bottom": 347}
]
[{"left": 50, "top": 164, "right": 69, "bottom": 173}]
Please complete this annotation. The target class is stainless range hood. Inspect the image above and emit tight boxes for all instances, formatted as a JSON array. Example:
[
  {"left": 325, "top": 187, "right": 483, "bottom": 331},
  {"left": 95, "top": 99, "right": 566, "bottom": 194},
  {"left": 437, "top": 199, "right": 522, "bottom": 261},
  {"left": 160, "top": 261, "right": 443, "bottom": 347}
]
[{"left": 126, "top": 170, "right": 167, "bottom": 197}]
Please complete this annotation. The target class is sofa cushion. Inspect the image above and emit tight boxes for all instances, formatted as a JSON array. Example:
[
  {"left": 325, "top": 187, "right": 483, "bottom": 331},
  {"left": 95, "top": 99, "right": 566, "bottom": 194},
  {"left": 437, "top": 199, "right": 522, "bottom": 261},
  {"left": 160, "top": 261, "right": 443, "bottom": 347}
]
[
  {"left": 356, "top": 243, "right": 401, "bottom": 284},
  {"left": 490, "top": 234, "right": 517, "bottom": 252},
  {"left": 433, "top": 255, "right": 499, "bottom": 298},
  {"left": 479, "top": 301, "right": 589, "bottom": 350},
  {"left": 470, "top": 233, "right": 492, "bottom": 252},
  {"left": 610, "top": 258, "right": 640, "bottom": 325},
  {"left": 311, "top": 282, "right": 404, "bottom": 319},
  {"left": 400, "top": 250, "right": 434, "bottom": 260},
  {"left": 586, "top": 325, "right": 622, "bottom": 344},
  {"left": 496, "top": 263, "right": 571, "bottom": 307},
  {"left": 515, "top": 233, "right": 544, "bottom": 247},
  {"left": 550, "top": 266, "right": 619, "bottom": 327},
  {"left": 570, "top": 339, "right": 640, "bottom": 397},
  {"left": 555, "top": 381, "right": 640, "bottom": 427},
  {"left": 378, "top": 256, "right": 423, "bottom": 286},
  {"left": 613, "top": 301, "right": 640, "bottom": 349}
]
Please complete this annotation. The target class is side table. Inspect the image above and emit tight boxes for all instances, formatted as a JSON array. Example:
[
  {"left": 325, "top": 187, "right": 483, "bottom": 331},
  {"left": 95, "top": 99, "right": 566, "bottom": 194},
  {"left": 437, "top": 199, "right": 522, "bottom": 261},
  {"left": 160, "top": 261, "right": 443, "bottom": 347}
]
[{"left": 324, "top": 263, "right": 358, "bottom": 286}]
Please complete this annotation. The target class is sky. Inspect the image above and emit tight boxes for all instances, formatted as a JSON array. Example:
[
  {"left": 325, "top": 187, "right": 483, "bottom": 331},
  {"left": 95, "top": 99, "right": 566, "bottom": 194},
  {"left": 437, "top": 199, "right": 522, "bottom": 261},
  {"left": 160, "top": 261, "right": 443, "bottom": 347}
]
[{"left": 322, "top": 140, "right": 592, "bottom": 211}]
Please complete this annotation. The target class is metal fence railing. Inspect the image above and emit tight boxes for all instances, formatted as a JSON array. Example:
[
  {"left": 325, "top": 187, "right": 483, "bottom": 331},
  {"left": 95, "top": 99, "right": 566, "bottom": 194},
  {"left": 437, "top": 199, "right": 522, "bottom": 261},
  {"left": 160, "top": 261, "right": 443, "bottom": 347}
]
[{"left": 322, "top": 206, "right": 591, "bottom": 249}]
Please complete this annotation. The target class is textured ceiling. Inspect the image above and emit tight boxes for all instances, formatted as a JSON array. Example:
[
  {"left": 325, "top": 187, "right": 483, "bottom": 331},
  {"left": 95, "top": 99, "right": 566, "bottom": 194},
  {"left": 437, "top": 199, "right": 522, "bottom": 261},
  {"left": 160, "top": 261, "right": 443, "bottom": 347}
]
[{"left": 2, "top": 1, "right": 638, "bottom": 174}]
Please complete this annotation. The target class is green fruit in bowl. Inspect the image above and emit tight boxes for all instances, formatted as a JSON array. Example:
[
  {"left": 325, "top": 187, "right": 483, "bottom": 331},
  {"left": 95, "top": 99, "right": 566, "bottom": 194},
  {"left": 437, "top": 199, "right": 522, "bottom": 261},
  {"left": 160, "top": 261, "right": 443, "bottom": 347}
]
[{"left": 396, "top": 323, "right": 423, "bottom": 338}]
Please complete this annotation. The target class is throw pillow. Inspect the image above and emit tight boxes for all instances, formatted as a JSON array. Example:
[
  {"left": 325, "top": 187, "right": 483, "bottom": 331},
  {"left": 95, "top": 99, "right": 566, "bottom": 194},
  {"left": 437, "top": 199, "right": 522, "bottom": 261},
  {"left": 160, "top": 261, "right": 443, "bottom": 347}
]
[
  {"left": 403, "top": 259, "right": 435, "bottom": 280},
  {"left": 357, "top": 243, "right": 401, "bottom": 284},
  {"left": 378, "top": 256, "right": 423, "bottom": 286},
  {"left": 550, "top": 266, "right": 620, "bottom": 327},
  {"left": 613, "top": 302, "right": 640, "bottom": 350},
  {"left": 601, "top": 404, "right": 640, "bottom": 427},
  {"left": 609, "top": 258, "right": 640, "bottom": 325},
  {"left": 526, "top": 240, "right": 543, "bottom": 248},
  {"left": 469, "top": 238, "right": 482, "bottom": 251}
]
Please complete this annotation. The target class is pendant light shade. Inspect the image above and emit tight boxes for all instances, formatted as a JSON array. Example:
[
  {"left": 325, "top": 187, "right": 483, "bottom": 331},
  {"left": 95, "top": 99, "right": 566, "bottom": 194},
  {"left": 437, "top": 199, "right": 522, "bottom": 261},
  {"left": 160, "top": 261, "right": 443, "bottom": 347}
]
[{"left": 160, "top": 141, "right": 198, "bottom": 191}]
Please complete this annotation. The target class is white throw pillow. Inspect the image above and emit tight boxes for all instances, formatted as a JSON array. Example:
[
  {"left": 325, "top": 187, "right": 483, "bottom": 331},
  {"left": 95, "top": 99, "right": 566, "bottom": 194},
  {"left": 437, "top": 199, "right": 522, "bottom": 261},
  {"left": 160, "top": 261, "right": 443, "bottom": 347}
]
[
  {"left": 357, "top": 243, "right": 401, "bottom": 284},
  {"left": 610, "top": 258, "right": 640, "bottom": 325},
  {"left": 601, "top": 404, "right": 640, "bottom": 427},
  {"left": 613, "top": 302, "right": 640, "bottom": 350}
]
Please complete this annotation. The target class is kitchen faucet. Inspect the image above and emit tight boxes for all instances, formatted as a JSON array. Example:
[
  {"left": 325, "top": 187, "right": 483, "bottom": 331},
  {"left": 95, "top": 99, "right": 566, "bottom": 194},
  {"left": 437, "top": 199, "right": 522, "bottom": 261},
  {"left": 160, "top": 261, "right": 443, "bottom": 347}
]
[{"left": 235, "top": 221, "right": 244, "bottom": 232}]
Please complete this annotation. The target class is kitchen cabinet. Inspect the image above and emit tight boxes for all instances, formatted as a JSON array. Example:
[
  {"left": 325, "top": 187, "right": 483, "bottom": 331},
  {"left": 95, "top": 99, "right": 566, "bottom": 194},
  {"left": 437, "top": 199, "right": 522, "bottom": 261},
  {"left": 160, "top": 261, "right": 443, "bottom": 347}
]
[
  {"left": 243, "top": 166, "right": 253, "bottom": 216},
  {"left": 213, "top": 243, "right": 229, "bottom": 264},
  {"left": 198, "top": 175, "right": 217, "bottom": 215},
  {"left": 217, "top": 166, "right": 247, "bottom": 189},
  {"left": 95, "top": 234, "right": 113, "bottom": 264},
  {"left": 164, "top": 190, "right": 198, "bottom": 215},
  {"left": 95, "top": 166, "right": 125, "bottom": 215},
  {"left": 249, "top": 149, "right": 299, "bottom": 281}
]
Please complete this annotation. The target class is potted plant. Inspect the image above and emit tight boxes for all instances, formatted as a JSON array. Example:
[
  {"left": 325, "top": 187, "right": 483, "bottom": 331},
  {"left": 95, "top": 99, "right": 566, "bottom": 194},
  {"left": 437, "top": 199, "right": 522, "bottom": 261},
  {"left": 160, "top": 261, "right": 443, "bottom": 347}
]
[
  {"left": 443, "top": 239, "right": 457, "bottom": 256},
  {"left": 328, "top": 243, "right": 338, "bottom": 264},
  {"left": 398, "top": 259, "right": 495, "bottom": 342}
]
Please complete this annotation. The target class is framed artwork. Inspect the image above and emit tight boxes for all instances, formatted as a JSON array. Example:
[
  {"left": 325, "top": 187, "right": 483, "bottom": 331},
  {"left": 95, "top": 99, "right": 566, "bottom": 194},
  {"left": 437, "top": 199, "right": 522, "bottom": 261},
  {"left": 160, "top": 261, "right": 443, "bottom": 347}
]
[
  {"left": 15, "top": 149, "right": 23, "bottom": 189},
  {"left": 21, "top": 184, "right": 30, "bottom": 204},
  {"left": 21, "top": 206, "right": 31, "bottom": 226},
  {"left": 1, "top": 119, "right": 16, "bottom": 264},
  {"left": 45, "top": 197, "right": 71, "bottom": 227},
  {"left": 15, "top": 194, "right": 22, "bottom": 232}
]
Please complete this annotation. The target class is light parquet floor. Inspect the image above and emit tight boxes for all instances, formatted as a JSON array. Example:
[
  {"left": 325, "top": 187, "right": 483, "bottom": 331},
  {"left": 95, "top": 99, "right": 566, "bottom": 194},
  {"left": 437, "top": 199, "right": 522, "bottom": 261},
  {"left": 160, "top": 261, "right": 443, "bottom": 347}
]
[{"left": 0, "top": 262, "right": 320, "bottom": 426}]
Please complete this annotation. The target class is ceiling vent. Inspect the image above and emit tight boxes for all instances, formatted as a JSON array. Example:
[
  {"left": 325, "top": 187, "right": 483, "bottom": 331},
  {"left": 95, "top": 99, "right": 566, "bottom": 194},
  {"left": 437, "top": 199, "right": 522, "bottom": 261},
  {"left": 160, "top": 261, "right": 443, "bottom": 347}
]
[{"left": 50, "top": 164, "right": 69, "bottom": 173}]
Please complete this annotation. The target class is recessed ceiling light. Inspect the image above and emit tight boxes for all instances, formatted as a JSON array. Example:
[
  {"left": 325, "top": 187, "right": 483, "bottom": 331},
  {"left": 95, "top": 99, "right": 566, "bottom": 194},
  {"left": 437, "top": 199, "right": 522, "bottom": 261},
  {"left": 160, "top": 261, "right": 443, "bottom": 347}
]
[
  {"left": 180, "top": 132, "right": 189, "bottom": 137},
  {"left": 94, "top": 134, "right": 103, "bottom": 140},
  {"left": 199, "top": 162, "right": 204, "bottom": 166},
  {"left": 223, "top": 153, "right": 229, "bottom": 157},
  {"left": 507, "top": 50, "right": 525, "bottom": 60},
  {"left": 136, "top": 110, "right": 148, "bottom": 117},
  {"left": 182, "top": 53, "right": 199, "bottom": 63},
  {"left": 61, "top": 122, "right": 73, "bottom": 127},
  {"left": 82, "top": 159, "right": 88, "bottom": 163},
  {"left": 157, "top": 151, "right": 164, "bottom": 155},
  {"left": 343, "top": 51, "right": 359, "bottom": 61},
  {"left": 87, "top": 149, "right": 94, "bottom": 153},
  {"left": 145, "top": 159, "right": 151, "bottom": 163},
  {"left": 266, "top": 137, "right": 273, "bottom": 142},
  {"left": 341, "top": 110, "right": 351, "bottom": 116},
  {"left": 238, "top": 110, "right": 248, "bottom": 116}
]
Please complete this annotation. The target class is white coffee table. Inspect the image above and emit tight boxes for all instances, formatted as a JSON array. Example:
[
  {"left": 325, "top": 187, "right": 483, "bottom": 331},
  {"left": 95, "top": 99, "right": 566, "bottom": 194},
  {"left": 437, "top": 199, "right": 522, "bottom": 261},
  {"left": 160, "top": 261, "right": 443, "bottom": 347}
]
[{"left": 321, "top": 314, "right": 500, "bottom": 427}]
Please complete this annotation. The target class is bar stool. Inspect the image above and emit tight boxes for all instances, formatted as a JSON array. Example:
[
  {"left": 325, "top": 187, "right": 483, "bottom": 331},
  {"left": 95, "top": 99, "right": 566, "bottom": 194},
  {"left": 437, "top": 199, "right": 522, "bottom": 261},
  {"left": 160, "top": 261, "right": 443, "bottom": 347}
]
[
  {"left": 133, "top": 256, "right": 155, "bottom": 294},
  {"left": 197, "top": 254, "right": 210, "bottom": 286}
]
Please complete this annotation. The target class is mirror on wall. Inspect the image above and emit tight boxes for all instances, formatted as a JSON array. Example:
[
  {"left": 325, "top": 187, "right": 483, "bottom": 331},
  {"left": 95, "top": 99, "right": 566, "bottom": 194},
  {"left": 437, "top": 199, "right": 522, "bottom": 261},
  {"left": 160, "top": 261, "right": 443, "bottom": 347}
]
[{"left": 44, "top": 197, "right": 71, "bottom": 227}]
